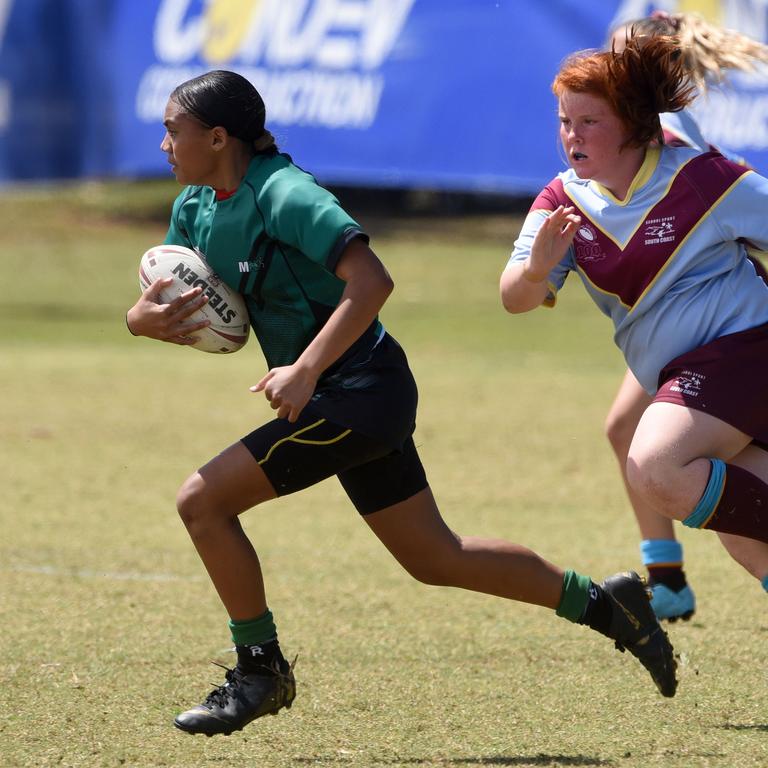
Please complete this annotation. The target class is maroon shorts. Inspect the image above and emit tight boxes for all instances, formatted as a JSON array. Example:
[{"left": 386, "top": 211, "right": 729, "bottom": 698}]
[{"left": 655, "top": 322, "right": 768, "bottom": 447}]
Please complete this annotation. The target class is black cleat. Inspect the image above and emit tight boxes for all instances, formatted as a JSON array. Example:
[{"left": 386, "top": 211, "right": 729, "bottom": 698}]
[
  {"left": 174, "top": 657, "right": 296, "bottom": 736},
  {"left": 601, "top": 571, "right": 678, "bottom": 698}
]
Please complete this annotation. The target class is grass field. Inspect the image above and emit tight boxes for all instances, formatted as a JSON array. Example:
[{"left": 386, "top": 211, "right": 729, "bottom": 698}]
[{"left": 1, "top": 182, "right": 767, "bottom": 768}]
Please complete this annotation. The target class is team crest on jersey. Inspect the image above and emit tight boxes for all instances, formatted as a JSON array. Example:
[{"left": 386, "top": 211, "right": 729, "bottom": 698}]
[
  {"left": 573, "top": 222, "right": 607, "bottom": 263},
  {"left": 669, "top": 369, "right": 705, "bottom": 397},
  {"left": 644, "top": 216, "right": 676, "bottom": 245}
]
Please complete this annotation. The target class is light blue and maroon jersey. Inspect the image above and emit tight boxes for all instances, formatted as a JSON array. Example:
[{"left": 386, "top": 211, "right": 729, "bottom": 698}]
[
  {"left": 507, "top": 145, "right": 768, "bottom": 393},
  {"left": 660, "top": 111, "right": 711, "bottom": 151}
]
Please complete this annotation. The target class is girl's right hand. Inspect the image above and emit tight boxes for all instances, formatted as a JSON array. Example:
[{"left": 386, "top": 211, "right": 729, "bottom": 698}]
[
  {"left": 525, "top": 205, "right": 581, "bottom": 282},
  {"left": 125, "top": 277, "right": 210, "bottom": 345}
]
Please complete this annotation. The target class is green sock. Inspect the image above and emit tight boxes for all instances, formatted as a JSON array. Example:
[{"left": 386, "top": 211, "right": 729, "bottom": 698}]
[
  {"left": 555, "top": 569, "right": 592, "bottom": 623},
  {"left": 229, "top": 609, "right": 277, "bottom": 647}
]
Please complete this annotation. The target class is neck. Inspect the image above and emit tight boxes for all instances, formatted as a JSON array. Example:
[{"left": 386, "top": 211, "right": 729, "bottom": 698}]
[
  {"left": 600, "top": 146, "right": 647, "bottom": 201},
  {"left": 211, "top": 145, "right": 255, "bottom": 191}
]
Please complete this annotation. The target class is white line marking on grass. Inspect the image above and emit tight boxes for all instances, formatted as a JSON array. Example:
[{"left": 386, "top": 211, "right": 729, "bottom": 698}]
[{"left": 6, "top": 564, "right": 204, "bottom": 582}]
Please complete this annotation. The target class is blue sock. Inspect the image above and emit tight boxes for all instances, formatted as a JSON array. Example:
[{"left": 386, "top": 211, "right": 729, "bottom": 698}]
[
  {"left": 641, "top": 539, "right": 686, "bottom": 590},
  {"left": 761, "top": 575, "right": 768, "bottom": 593},
  {"left": 640, "top": 539, "right": 683, "bottom": 568},
  {"left": 683, "top": 459, "right": 726, "bottom": 529}
]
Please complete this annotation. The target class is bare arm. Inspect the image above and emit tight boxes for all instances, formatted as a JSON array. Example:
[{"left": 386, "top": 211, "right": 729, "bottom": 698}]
[
  {"left": 252, "top": 237, "right": 393, "bottom": 421},
  {"left": 500, "top": 205, "right": 581, "bottom": 314}
]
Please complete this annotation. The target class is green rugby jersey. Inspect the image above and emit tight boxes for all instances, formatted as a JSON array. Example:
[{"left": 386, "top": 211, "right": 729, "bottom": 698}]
[{"left": 164, "top": 152, "right": 382, "bottom": 370}]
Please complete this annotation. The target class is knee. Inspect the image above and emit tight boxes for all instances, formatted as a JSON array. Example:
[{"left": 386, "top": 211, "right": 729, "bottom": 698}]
[
  {"left": 398, "top": 540, "right": 462, "bottom": 588},
  {"left": 625, "top": 449, "right": 679, "bottom": 512},
  {"left": 405, "top": 563, "right": 456, "bottom": 588},
  {"left": 176, "top": 474, "right": 217, "bottom": 539}
]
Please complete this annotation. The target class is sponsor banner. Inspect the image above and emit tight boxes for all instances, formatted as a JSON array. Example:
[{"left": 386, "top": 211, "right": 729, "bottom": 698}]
[
  {"left": 1, "top": 1, "right": 768, "bottom": 191},
  {"left": 110, "top": 0, "right": 615, "bottom": 192}
]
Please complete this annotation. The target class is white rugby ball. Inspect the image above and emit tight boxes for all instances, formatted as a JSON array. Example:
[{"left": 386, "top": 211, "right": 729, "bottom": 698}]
[{"left": 139, "top": 244, "right": 250, "bottom": 354}]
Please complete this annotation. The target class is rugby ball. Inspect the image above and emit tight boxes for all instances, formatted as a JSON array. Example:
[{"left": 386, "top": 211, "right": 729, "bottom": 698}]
[{"left": 139, "top": 244, "right": 250, "bottom": 354}]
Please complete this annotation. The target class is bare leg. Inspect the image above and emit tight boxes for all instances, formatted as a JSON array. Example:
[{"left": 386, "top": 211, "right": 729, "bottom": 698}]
[
  {"left": 365, "top": 486, "right": 566, "bottom": 609},
  {"left": 364, "top": 486, "right": 678, "bottom": 697},
  {"left": 609, "top": 374, "right": 768, "bottom": 588},
  {"left": 176, "top": 441, "right": 278, "bottom": 620},
  {"left": 605, "top": 370, "right": 673, "bottom": 539},
  {"left": 173, "top": 443, "right": 297, "bottom": 736},
  {"left": 626, "top": 403, "right": 754, "bottom": 520}
]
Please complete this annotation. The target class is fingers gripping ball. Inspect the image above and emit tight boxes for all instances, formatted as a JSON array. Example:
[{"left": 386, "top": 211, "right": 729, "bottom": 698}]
[{"left": 139, "top": 245, "right": 250, "bottom": 354}]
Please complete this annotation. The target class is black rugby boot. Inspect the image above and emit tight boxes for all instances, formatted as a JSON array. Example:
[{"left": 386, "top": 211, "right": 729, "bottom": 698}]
[
  {"left": 174, "top": 657, "right": 296, "bottom": 736},
  {"left": 601, "top": 571, "right": 678, "bottom": 698}
]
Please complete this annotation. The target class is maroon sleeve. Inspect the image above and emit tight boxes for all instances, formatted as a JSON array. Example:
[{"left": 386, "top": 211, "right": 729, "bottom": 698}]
[{"left": 530, "top": 177, "right": 568, "bottom": 212}]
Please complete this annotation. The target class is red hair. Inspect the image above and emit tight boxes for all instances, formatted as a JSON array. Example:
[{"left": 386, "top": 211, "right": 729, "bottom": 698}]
[{"left": 552, "top": 36, "right": 696, "bottom": 148}]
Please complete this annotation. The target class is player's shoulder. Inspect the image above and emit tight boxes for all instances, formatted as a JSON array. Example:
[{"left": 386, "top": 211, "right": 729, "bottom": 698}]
[
  {"left": 246, "top": 152, "right": 314, "bottom": 190},
  {"left": 669, "top": 146, "right": 752, "bottom": 189},
  {"left": 530, "top": 171, "right": 580, "bottom": 212},
  {"left": 172, "top": 184, "right": 211, "bottom": 210},
  {"left": 168, "top": 186, "right": 213, "bottom": 228},
  {"left": 249, "top": 152, "right": 337, "bottom": 213}
]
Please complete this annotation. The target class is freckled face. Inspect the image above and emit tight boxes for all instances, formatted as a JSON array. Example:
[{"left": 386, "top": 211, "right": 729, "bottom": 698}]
[
  {"left": 558, "top": 89, "right": 642, "bottom": 198},
  {"left": 559, "top": 90, "right": 627, "bottom": 179},
  {"left": 160, "top": 98, "right": 219, "bottom": 186}
]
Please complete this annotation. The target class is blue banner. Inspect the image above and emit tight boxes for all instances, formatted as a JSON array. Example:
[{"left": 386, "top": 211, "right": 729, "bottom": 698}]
[{"left": 2, "top": 0, "right": 768, "bottom": 193}]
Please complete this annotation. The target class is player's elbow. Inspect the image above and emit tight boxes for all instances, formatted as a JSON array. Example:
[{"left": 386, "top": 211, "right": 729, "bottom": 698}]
[
  {"left": 380, "top": 270, "right": 395, "bottom": 299},
  {"left": 500, "top": 283, "right": 522, "bottom": 314},
  {"left": 500, "top": 266, "right": 547, "bottom": 314},
  {"left": 499, "top": 276, "right": 531, "bottom": 314}
]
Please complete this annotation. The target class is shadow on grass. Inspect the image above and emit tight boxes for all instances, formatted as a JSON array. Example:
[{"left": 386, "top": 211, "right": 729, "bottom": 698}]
[{"left": 294, "top": 755, "right": 612, "bottom": 766}]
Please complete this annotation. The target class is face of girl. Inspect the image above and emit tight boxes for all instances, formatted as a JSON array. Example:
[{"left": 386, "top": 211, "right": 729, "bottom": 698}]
[
  {"left": 558, "top": 89, "right": 642, "bottom": 198},
  {"left": 160, "top": 98, "right": 220, "bottom": 186}
]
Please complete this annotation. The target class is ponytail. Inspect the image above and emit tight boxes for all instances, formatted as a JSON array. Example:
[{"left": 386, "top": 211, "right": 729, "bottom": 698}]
[
  {"left": 613, "top": 12, "right": 768, "bottom": 93},
  {"left": 253, "top": 129, "right": 278, "bottom": 153}
]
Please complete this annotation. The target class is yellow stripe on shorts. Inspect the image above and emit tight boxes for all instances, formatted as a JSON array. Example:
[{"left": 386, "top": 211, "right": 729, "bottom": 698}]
[{"left": 257, "top": 418, "right": 353, "bottom": 465}]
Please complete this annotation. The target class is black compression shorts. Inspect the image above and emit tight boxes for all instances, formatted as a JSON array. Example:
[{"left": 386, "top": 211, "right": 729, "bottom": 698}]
[{"left": 241, "top": 409, "right": 428, "bottom": 514}]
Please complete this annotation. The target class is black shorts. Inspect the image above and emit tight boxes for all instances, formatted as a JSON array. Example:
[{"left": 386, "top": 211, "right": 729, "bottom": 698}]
[
  {"left": 241, "top": 334, "right": 428, "bottom": 514},
  {"left": 242, "top": 410, "right": 427, "bottom": 514},
  {"left": 308, "top": 332, "right": 419, "bottom": 450}
]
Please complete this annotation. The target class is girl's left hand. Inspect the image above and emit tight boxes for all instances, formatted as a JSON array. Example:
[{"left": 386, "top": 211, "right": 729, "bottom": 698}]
[{"left": 250, "top": 364, "right": 318, "bottom": 422}]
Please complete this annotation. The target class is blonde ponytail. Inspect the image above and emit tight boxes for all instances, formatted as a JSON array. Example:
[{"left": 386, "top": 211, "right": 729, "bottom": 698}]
[{"left": 675, "top": 13, "right": 768, "bottom": 91}]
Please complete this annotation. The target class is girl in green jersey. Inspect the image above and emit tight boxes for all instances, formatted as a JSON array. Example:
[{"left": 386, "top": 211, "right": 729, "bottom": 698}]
[{"left": 127, "top": 70, "right": 676, "bottom": 736}]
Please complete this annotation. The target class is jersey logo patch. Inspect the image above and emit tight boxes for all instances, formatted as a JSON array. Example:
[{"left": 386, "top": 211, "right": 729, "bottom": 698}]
[
  {"left": 669, "top": 369, "right": 705, "bottom": 397},
  {"left": 574, "top": 222, "right": 607, "bottom": 263},
  {"left": 644, "top": 216, "right": 676, "bottom": 245}
]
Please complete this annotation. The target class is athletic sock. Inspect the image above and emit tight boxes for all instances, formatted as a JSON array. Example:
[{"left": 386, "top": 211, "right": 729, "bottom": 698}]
[
  {"left": 640, "top": 539, "right": 688, "bottom": 591},
  {"left": 556, "top": 569, "right": 613, "bottom": 637},
  {"left": 683, "top": 460, "right": 768, "bottom": 544},
  {"left": 229, "top": 609, "right": 283, "bottom": 673},
  {"left": 235, "top": 638, "right": 284, "bottom": 674},
  {"left": 761, "top": 575, "right": 768, "bottom": 593}
]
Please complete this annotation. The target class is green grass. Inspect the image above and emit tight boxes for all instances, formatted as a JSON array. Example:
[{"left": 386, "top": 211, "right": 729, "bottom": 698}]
[{"left": 1, "top": 182, "right": 767, "bottom": 768}]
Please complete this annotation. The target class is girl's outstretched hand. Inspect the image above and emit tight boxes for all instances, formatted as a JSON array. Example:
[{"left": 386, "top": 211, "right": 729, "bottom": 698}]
[{"left": 525, "top": 205, "right": 581, "bottom": 282}]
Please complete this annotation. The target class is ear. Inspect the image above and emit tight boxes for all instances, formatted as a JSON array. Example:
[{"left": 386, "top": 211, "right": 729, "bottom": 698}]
[{"left": 210, "top": 126, "right": 229, "bottom": 152}]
